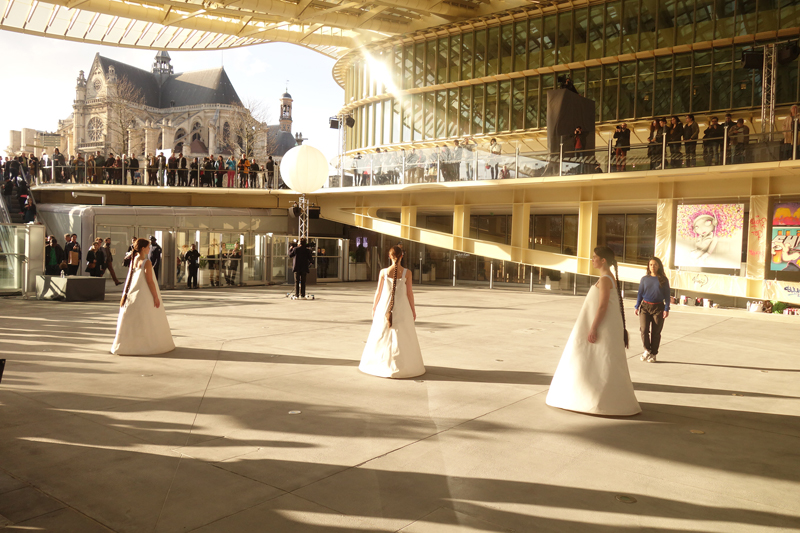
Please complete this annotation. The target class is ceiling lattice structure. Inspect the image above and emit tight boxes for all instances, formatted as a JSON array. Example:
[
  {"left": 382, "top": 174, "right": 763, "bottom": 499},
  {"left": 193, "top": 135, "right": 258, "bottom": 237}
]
[{"left": 0, "top": 0, "right": 547, "bottom": 59}]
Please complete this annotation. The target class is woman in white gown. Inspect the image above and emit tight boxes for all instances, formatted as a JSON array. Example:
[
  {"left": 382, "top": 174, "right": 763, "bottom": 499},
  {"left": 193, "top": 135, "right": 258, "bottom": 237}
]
[
  {"left": 359, "top": 245, "right": 425, "bottom": 379},
  {"left": 546, "top": 246, "right": 640, "bottom": 416},
  {"left": 111, "top": 238, "right": 175, "bottom": 355}
]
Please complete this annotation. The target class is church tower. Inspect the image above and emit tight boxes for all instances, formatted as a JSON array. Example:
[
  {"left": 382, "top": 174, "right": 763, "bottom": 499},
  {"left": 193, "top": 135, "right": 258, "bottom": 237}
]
[
  {"left": 279, "top": 89, "right": 292, "bottom": 133},
  {"left": 73, "top": 70, "right": 87, "bottom": 153},
  {"left": 152, "top": 50, "right": 173, "bottom": 85}
]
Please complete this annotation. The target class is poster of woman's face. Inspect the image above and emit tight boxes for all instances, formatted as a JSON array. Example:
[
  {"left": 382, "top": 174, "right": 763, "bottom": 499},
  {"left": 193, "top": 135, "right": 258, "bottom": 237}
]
[{"left": 675, "top": 204, "right": 744, "bottom": 268}]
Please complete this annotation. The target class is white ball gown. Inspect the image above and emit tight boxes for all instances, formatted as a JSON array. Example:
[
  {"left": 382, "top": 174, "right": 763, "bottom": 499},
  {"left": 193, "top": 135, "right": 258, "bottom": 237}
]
[
  {"left": 546, "top": 274, "right": 641, "bottom": 416},
  {"left": 111, "top": 260, "right": 175, "bottom": 355},
  {"left": 359, "top": 268, "right": 425, "bottom": 379}
]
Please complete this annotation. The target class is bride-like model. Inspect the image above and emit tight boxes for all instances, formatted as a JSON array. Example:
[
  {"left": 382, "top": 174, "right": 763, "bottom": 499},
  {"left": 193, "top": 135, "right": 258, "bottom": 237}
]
[
  {"left": 111, "top": 238, "right": 175, "bottom": 355},
  {"left": 546, "top": 246, "right": 640, "bottom": 416},
  {"left": 359, "top": 245, "right": 425, "bottom": 379}
]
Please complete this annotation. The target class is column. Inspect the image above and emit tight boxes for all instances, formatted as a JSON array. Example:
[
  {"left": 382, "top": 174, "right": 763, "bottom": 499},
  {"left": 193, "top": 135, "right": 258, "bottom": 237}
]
[
  {"left": 400, "top": 206, "right": 417, "bottom": 241},
  {"left": 510, "top": 203, "right": 531, "bottom": 263},
  {"left": 453, "top": 204, "right": 471, "bottom": 253},
  {"left": 576, "top": 201, "right": 599, "bottom": 275},
  {"left": 745, "top": 195, "right": 769, "bottom": 298}
]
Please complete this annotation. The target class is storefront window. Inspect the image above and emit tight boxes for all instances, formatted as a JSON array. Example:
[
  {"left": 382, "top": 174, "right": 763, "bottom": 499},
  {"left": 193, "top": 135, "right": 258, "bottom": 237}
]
[
  {"left": 625, "top": 214, "right": 656, "bottom": 265},
  {"left": 532, "top": 215, "right": 563, "bottom": 252},
  {"left": 598, "top": 214, "right": 625, "bottom": 258}
]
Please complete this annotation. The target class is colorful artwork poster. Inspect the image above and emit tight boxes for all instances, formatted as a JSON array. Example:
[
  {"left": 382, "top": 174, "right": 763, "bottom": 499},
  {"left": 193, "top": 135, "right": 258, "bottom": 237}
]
[
  {"left": 770, "top": 227, "right": 800, "bottom": 271},
  {"left": 675, "top": 204, "right": 744, "bottom": 269},
  {"left": 773, "top": 203, "right": 800, "bottom": 226}
]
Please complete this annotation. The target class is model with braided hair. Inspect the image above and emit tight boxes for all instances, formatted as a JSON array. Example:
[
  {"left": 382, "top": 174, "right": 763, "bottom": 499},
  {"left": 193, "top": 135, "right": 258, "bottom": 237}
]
[
  {"left": 111, "top": 238, "right": 175, "bottom": 356},
  {"left": 545, "top": 246, "right": 640, "bottom": 416},
  {"left": 359, "top": 245, "right": 425, "bottom": 379}
]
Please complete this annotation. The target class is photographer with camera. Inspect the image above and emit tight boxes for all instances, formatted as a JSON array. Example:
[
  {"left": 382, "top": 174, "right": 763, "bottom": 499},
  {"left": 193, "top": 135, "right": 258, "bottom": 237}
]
[
  {"left": 613, "top": 123, "right": 630, "bottom": 172},
  {"left": 289, "top": 238, "right": 314, "bottom": 299}
]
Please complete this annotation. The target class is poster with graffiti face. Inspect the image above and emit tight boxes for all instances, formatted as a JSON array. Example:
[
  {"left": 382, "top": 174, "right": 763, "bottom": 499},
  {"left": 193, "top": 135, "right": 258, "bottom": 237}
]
[
  {"left": 675, "top": 204, "right": 744, "bottom": 268},
  {"left": 770, "top": 227, "right": 800, "bottom": 271},
  {"left": 773, "top": 203, "right": 800, "bottom": 226}
]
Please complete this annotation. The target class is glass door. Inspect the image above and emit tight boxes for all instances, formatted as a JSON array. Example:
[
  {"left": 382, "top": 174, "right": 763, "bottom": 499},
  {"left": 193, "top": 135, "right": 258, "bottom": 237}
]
[
  {"left": 270, "top": 235, "right": 290, "bottom": 283},
  {"left": 314, "top": 238, "right": 342, "bottom": 280},
  {"left": 136, "top": 227, "right": 173, "bottom": 288}
]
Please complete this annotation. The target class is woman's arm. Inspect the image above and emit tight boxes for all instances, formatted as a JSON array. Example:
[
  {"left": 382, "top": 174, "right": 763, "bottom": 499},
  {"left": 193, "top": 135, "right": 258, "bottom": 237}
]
[
  {"left": 372, "top": 270, "right": 384, "bottom": 318},
  {"left": 663, "top": 280, "right": 671, "bottom": 318},
  {"left": 406, "top": 270, "right": 416, "bottom": 320},
  {"left": 144, "top": 260, "right": 160, "bottom": 308},
  {"left": 634, "top": 279, "right": 645, "bottom": 316},
  {"left": 589, "top": 276, "right": 612, "bottom": 343}
]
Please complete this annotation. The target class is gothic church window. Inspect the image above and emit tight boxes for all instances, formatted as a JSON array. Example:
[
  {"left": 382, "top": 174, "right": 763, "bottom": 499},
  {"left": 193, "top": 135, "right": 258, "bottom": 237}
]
[
  {"left": 191, "top": 121, "right": 203, "bottom": 142},
  {"left": 87, "top": 117, "right": 104, "bottom": 141}
]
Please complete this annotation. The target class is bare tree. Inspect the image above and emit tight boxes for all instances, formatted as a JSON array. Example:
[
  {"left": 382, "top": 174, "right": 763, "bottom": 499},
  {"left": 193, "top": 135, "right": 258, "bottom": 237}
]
[
  {"left": 105, "top": 74, "right": 148, "bottom": 156},
  {"left": 218, "top": 98, "right": 275, "bottom": 161}
]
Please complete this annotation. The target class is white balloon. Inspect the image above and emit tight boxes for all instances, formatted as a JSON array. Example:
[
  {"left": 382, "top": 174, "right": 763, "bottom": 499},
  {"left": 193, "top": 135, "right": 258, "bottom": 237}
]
[{"left": 279, "top": 145, "right": 329, "bottom": 194}]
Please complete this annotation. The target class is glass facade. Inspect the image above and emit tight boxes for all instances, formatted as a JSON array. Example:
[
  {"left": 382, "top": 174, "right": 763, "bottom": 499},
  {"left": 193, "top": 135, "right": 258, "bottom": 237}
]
[{"left": 344, "top": 0, "right": 799, "bottom": 151}]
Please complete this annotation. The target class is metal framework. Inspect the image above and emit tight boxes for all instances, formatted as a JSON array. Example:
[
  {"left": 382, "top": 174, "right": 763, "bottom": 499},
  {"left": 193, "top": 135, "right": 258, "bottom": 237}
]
[{"left": 761, "top": 43, "right": 777, "bottom": 134}]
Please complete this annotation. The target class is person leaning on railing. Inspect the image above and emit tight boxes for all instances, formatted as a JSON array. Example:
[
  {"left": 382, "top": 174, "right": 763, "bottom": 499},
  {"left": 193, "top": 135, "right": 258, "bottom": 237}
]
[
  {"left": 782, "top": 105, "right": 799, "bottom": 160},
  {"left": 667, "top": 116, "right": 684, "bottom": 168},
  {"left": 703, "top": 117, "right": 724, "bottom": 166},
  {"left": 683, "top": 115, "right": 699, "bottom": 168},
  {"left": 613, "top": 124, "right": 631, "bottom": 172}
]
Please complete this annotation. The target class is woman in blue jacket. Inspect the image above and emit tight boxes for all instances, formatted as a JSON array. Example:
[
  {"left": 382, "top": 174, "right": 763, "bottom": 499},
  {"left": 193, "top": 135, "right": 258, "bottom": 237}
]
[{"left": 634, "top": 257, "right": 671, "bottom": 363}]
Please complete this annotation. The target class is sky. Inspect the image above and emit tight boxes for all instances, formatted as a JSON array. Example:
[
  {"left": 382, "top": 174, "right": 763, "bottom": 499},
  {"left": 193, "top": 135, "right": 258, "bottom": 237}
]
[{"left": 0, "top": 32, "right": 344, "bottom": 163}]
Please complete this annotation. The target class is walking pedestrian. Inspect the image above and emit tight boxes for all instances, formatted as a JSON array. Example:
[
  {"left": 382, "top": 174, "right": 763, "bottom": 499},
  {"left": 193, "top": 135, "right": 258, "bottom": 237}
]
[{"left": 634, "top": 257, "right": 671, "bottom": 364}]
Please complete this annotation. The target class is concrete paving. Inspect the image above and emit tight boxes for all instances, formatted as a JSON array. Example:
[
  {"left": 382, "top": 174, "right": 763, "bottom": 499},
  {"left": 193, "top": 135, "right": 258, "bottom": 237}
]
[{"left": 0, "top": 283, "right": 799, "bottom": 532}]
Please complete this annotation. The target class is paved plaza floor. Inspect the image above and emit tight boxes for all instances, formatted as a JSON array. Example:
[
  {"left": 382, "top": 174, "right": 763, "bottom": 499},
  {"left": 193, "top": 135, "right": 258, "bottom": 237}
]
[{"left": 0, "top": 283, "right": 798, "bottom": 532}]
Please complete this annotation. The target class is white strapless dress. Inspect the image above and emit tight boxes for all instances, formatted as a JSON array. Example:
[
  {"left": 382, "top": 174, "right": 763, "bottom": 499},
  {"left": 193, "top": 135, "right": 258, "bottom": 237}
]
[
  {"left": 111, "top": 262, "right": 175, "bottom": 355},
  {"left": 359, "top": 268, "right": 425, "bottom": 379},
  {"left": 546, "top": 275, "right": 641, "bottom": 416}
]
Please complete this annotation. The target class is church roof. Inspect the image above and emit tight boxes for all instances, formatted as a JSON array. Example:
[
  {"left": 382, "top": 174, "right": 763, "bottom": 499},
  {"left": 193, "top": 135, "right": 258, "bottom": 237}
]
[
  {"left": 270, "top": 129, "right": 297, "bottom": 157},
  {"left": 95, "top": 55, "right": 242, "bottom": 109}
]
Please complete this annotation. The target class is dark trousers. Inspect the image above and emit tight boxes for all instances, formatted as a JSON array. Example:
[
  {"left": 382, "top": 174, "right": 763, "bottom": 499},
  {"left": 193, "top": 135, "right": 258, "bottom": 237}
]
[
  {"left": 639, "top": 301, "right": 665, "bottom": 355},
  {"left": 294, "top": 271, "right": 307, "bottom": 297},
  {"left": 187, "top": 266, "right": 198, "bottom": 288},
  {"left": 685, "top": 142, "right": 697, "bottom": 167},
  {"left": 67, "top": 264, "right": 79, "bottom": 276}
]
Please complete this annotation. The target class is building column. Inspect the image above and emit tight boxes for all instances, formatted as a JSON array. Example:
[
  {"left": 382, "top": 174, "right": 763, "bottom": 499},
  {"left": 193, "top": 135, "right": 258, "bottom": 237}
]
[
  {"left": 510, "top": 203, "right": 531, "bottom": 263},
  {"left": 400, "top": 206, "right": 416, "bottom": 241},
  {"left": 208, "top": 126, "right": 216, "bottom": 156},
  {"left": 145, "top": 128, "right": 158, "bottom": 156},
  {"left": 453, "top": 204, "right": 471, "bottom": 253},
  {"left": 746, "top": 194, "right": 769, "bottom": 298},
  {"left": 577, "top": 201, "right": 598, "bottom": 275}
]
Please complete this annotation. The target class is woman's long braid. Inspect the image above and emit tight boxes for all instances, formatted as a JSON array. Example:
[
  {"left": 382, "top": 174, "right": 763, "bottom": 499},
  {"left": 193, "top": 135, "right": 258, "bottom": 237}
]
[
  {"left": 119, "top": 250, "right": 138, "bottom": 307},
  {"left": 386, "top": 254, "right": 400, "bottom": 327},
  {"left": 612, "top": 259, "right": 629, "bottom": 348}
]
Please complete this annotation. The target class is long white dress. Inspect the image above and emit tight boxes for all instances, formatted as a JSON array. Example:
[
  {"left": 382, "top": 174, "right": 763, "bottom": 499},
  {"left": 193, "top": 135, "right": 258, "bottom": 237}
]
[
  {"left": 111, "top": 260, "right": 175, "bottom": 355},
  {"left": 546, "top": 274, "right": 641, "bottom": 416},
  {"left": 359, "top": 268, "right": 425, "bottom": 379}
]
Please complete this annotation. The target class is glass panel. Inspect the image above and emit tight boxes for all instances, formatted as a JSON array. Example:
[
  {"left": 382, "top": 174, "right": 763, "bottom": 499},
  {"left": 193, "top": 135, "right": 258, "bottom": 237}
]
[
  {"left": 540, "top": 74, "right": 554, "bottom": 127},
  {"left": 637, "top": 59, "right": 654, "bottom": 117},
  {"left": 621, "top": 0, "right": 638, "bottom": 54},
  {"left": 485, "top": 82, "right": 497, "bottom": 133},
  {"left": 402, "top": 96, "right": 412, "bottom": 142},
  {"left": 776, "top": 60, "right": 799, "bottom": 105},
  {"left": 437, "top": 37, "right": 449, "bottom": 84},
  {"left": 383, "top": 99, "right": 391, "bottom": 145},
  {"left": 658, "top": 0, "right": 676, "bottom": 48},
  {"left": 315, "top": 238, "right": 341, "bottom": 279},
  {"left": 513, "top": 79, "right": 526, "bottom": 131},
  {"left": 557, "top": 11, "right": 572, "bottom": 64},
  {"left": 675, "top": 0, "right": 695, "bottom": 45},
  {"left": 672, "top": 53, "right": 692, "bottom": 115},
  {"left": 692, "top": 50, "right": 712, "bottom": 112},
  {"left": 460, "top": 86, "right": 472, "bottom": 136},
  {"left": 436, "top": 91, "right": 447, "bottom": 138},
  {"left": 528, "top": 18, "right": 542, "bottom": 69},
  {"left": 605, "top": 2, "right": 622, "bottom": 57},
  {"left": 714, "top": 0, "right": 735, "bottom": 39},
  {"left": 586, "top": 67, "right": 602, "bottom": 122},
  {"left": 475, "top": 30, "right": 487, "bottom": 78},
  {"left": 500, "top": 24, "right": 514, "bottom": 73},
  {"left": 424, "top": 92, "right": 435, "bottom": 140},
  {"left": 533, "top": 215, "right": 563, "bottom": 252},
  {"left": 448, "top": 89, "right": 459, "bottom": 137},
  {"left": 587, "top": 6, "right": 604, "bottom": 59},
  {"left": 624, "top": 214, "right": 656, "bottom": 265},
  {"left": 735, "top": 0, "right": 757, "bottom": 36},
  {"left": 472, "top": 85, "right": 484, "bottom": 135},
  {"left": 563, "top": 215, "right": 578, "bottom": 255},
  {"left": 780, "top": 0, "right": 799, "bottom": 29},
  {"left": 372, "top": 101, "right": 379, "bottom": 146},
  {"left": 498, "top": 81, "right": 511, "bottom": 132},
  {"left": 732, "top": 44, "right": 754, "bottom": 108},
  {"left": 654, "top": 56, "right": 672, "bottom": 116},
  {"left": 514, "top": 21, "right": 528, "bottom": 72},
  {"left": 695, "top": 0, "right": 714, "bottom": 40},
  {"left": 619, "top": 62, "right": 636, "bottom": 119},
  {"left": 571, "top": 68, "right": 586, "bottom": 96},
  {"left": 757, "top": 0, "right": 778, "bottom": 32},
  {"left": 487, "top": 26, "right": 500, "bottom": 76},
  {"left": 476, "top": 215, "right": 509, "bottom": 245},
  {"left": 392, "top": 97, "right": 401, "bottom": 143},
  {"left": 363, "top": 105, "right": 370, "bottom": 147},
  {"left": 412, "top": 94, "right": 423, "bottom": 141},
  {"left": 597, "top": 214, "right": 625, "bottom": 258},
  {"left": 542, "top": 15, "right": 557, "bottom": 67},
  {"left": 403, "top": 44, "right": 414, "bottom": 90},
  {"left": 712, "top": 48, "right": 732, "bottom": 111},
  {"left": 526, "top": 76, "right": 539, "bottom": 129},
  {"left": 603, "top": 64, "right": 619, "bottom": 121},
  {"left": 574, "top": 8, "right": 589, "bottom": 62},
  {"left": 414, "top": 42, "right": 424, "bottom": 88},
  {"left": 450, "top": 34, "right": 461, "bottom": 82},
  {"left": 426, "top": 40, "right": 437, "bottom": 86},
  {"left": 640, "top": 0, "right": 658, "bottom": 51},
  {"left": 462, "top": 32, "right": 474, "bottom": 81}
]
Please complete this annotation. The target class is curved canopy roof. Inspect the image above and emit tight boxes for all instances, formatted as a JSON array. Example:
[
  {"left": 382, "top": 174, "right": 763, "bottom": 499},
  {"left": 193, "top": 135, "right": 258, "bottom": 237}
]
[{"left": 0, "top": 0, "right": 547, "bottom": 59}]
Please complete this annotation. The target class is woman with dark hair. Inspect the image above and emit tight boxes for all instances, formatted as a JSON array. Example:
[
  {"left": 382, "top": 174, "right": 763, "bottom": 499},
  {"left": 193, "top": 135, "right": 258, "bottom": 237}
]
[
  {"left": 111, "top": 238, "right": 174, "bottom": 355},
  {"left": 647, "top": 119, "right": 663, "bottom": 170},
  {"left": 546, "top": 246, "right": 640, "bottom": 416},
  {"left": 359, "top": 245, "right": 425, "bottom": 379},
  {"left": 635, "top": 257, "right": 671, "bottom": 363}
]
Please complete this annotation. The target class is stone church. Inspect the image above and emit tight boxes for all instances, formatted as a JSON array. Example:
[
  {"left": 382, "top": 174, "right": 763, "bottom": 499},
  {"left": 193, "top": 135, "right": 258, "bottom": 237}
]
[{"left": 55, "top": 51, "right": 297, "bottom": 160}]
